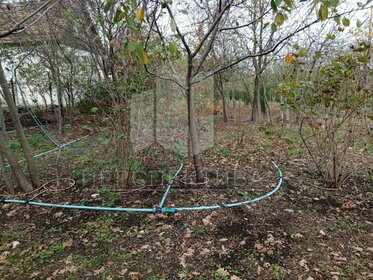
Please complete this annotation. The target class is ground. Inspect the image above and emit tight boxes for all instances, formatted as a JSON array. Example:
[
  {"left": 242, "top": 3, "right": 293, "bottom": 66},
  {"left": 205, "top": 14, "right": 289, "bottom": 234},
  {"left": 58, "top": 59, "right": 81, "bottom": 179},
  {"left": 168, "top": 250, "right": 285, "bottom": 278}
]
[{"left": 0, "top": 112, "right": 372, "bottom": 280}]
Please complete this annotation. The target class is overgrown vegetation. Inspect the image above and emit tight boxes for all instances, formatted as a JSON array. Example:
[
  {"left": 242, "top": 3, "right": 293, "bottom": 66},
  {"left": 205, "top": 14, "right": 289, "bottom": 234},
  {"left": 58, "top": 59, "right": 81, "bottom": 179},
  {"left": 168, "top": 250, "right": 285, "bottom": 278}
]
[{"left": 0, "top": 0, "right": 372, "bottom": 279}]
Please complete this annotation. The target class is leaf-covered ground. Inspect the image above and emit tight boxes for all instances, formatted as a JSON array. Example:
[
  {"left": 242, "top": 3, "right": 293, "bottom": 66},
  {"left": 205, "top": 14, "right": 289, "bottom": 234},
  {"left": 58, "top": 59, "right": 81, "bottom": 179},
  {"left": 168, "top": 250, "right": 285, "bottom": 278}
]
[{"left": 1, "top": 116, "right": 372, "bottom": 280}]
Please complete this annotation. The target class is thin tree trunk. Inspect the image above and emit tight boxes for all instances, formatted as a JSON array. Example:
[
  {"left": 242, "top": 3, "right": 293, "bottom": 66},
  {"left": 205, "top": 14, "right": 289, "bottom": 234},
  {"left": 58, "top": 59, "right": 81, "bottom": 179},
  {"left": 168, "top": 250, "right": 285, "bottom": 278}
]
[
  {"left": 113, "top": 94, "right": 134, "bottom": 187},
  {"left": 10, "top": 78, "right": 17, "bottom": 106},
  {"left": 0, "top": 99, "right": 14, "bottom": 193},
  {"left": 0, "top": 60, "right": 38, "bottom": 188},
  {"left": 48, "top": 73, "right": 54, "bottom": 112},
  {"left": 218, "top": 74, "right": 228, "bottom": 122},
  {"left": 153, "top": 89, "right": 157, "bottom": 143},
  {"left": 186, "top": 85, "right": 204, "bottom": 182},
  {"left": 0, "top": 150, "right": 13, "bottom": 193},
  {"left": 54, "top": 66, "right": 64, "bottom": 135},
  {"left": 0, "top": 132, "right": 33, "bottom": 192},
  {"left": 251, "top": 73, "right": 261, "bottom": 122}
]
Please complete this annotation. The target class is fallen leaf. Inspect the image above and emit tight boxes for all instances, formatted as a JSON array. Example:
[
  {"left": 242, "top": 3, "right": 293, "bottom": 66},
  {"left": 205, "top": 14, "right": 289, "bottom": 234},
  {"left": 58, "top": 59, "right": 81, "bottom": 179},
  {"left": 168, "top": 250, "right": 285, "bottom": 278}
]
[
  {"left": 129, "top": 272, "right": 142, "bottom": 280},
  {"left": 93, "top": 267, "right": 105, "bottom": 276},
  {"left": 341, "top": 203, "right": 357, "bottom": 209},
  {"left": 216, "top": 267, "right": 230, "bottom": 277},
  {"left": 11, "top": 241, "right": 20, "bottom": 249},
  {"left": 63, "top": 240, "right": 73, "bottom": 248},
  {"left": 219, "top": 238, "right": 228, "bottom": 242},
  {"left": 299, "top": 259, "right": 309, "bottom": 271}
]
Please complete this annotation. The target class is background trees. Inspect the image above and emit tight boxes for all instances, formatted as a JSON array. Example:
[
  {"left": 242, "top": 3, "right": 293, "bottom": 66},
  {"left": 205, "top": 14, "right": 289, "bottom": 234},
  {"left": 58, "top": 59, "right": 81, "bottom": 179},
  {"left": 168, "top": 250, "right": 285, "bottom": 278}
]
[{"left": 0, "top": 0, "right": 371, "bottom": 190}]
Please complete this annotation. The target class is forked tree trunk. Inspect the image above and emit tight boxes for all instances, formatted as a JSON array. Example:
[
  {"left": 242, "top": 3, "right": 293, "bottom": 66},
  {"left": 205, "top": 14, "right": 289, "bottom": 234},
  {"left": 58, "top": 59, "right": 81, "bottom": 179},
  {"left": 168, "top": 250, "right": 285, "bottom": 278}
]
[{"left": 0, "top": 60, "right": 38, "bottom": 188}]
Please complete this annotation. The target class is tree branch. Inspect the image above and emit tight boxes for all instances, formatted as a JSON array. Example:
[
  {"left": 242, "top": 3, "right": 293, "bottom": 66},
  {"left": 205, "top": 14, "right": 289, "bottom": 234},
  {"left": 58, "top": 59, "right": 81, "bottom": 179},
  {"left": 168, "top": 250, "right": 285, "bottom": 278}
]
[
  {"left": 191, "top": 0, "right": 233, "bottom": 58},
  {"left": 0, "top": 0, "right": 61, "bottom": 39},
  {"left": 165, "top": 4, "right": 191, "bottom": 56},
  {"left": 200, "top": 7, "right": 370, "bottom": 80}
]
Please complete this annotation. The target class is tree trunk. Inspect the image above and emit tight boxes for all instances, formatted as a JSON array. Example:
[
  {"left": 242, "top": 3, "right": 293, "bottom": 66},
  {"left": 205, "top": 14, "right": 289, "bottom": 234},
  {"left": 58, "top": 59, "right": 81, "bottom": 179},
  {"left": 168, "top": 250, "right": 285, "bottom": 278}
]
[
  {"left": 54, "top": 67, "right": 64, "bottom": 135},
  {"left": 186, "top": 85, "right": 204, "bottom": 182},
  {"left": 48, "top": 73, "right": 54, "bottom": 112},
  {"left": 113, "top": 95, "right": 134, "bottom": 187},
  {"left": 153, "top": 89, "right": 157, "bottom": 144},
  {"left": 0, "top": 150, "right": 14, "bottom": 193},
  {"left": 0, "top": 60, "right": 38, "bottom": 188},
  {"left": 0, "top": 132, "right": 33, "bottom": 192},
  {"left": 251, "top": 73, "right": 261, "bottom": 122},
  {"left": 0, "top": 99, "right": 14, "bottom": 193},
  {"left": 218, "top": 74, "right": 228, "bottom": 122},
  {"left": 10, "top": 78, "right": 17, "bottom": 106}
]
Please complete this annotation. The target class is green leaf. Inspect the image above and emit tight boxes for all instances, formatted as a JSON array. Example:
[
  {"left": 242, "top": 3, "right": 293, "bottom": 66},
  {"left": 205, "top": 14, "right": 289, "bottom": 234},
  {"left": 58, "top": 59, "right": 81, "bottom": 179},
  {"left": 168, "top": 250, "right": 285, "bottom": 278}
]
[
  {"left": 98, "top": 15, "right": 105, "bottom": 27},
  {"left": 342, "top": 17, "right": 350, "bottom": 26},
  {"left": 356, "top": 19, "right": 363, "bottom": 27},
  {"left": 318, "top": 4, "right": 328, "bottom": 21},
  {"left": 170, "top": 19, "right": 177, "bottom": 33},
  {"left": 351, "top": 97, "right": 361, "bottom": 106},
  {"left": 271, "top": 0, "right": 278, "bottom": 12},
  {"left": 168, "top": 42, "right": 178, "bottom": 56},
  {"left": 334, "top": 16, "right": 340, "bottom": 25},
  {"left": 180, "top": 9, "right": 188, "bottom": 15},
  {"left": 103, "top": 0, "right": 113, "bottom": 13},
  {"left": 129, "top": 0, "right": 137, "bottom": 9},
  {"left": 326, "top": 33, "right": 336, "bottom": 40},
  {"left": 90, "top": 107, "right": 99, "bottom": 114},
  {"left": 314, "top": 52, "right": 322, "bottom": 60},
  {"left": 113, "top": 9, "right": 125, "bottom": 24},
  {"left": 357, "top": 55, "right": 369, "bottom": 63},
  {"left": 271, "top": 23, "right": 277, "bottom": 33},
  {"left": 329, "top": 0, "right": 339, "bottom": 7},
  {"left": 127, "top": 18, "right": 138, "bottom": 31},
  {"left": 284, "top": 0, "right": 293, "bottom": 8},
  {"left": 275, "top": 13, "right": 285, "bottom": 26},
  {"left": 135, "top": 42, "right": 145, "bottom": 60}
]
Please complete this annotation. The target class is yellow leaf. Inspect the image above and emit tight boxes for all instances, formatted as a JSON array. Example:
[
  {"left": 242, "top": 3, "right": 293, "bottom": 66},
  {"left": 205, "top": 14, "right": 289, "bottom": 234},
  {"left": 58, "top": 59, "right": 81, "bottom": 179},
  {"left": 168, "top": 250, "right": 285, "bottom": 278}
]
[
  {"left": 285, "top": 53, "right": 292, "bottom": 64},
  {"left": 275, "top": 13, "right": 285, "bottom": 26},
  {"left": 135, "top": 8, "right": 144, "bottom": 21},
  {"left": 142, "top": 51, "right": 148, "bottom": 65}
]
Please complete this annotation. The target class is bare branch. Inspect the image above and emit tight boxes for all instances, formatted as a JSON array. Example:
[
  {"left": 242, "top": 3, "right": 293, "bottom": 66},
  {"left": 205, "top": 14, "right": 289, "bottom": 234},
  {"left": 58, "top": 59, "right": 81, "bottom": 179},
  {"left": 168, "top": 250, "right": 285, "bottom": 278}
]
[
  {"left": 191, "top": 0, "right": 233, "bottom": 58},
  {"left": 0, "top": 0, "right": 62, "bottom": 39},
  {"left": 219, "top": 8, "right": 271, "bottom": 31},
  {"left": 165, "top": 4, "right": 191, "bottom": 56},
  {"left": 201, "top": 7, "right": 370, "bottom": 81}
]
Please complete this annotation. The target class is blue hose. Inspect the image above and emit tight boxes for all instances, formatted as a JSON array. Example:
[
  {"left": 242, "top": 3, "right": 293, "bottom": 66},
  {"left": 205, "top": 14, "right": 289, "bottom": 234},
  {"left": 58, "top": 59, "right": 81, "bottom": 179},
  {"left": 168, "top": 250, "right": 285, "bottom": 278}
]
[
  {"left": 173, "top": 162, "right": 283, "bottom": 211},
  {"left": 5, "top": 135, "right": 89, "bottom": 168},
  {"left": 0, "top": 199, "right": 155, "bottom": 213},
  {"left": 0, "top": 162, "right": 283, "bottom": 214},
  {"left": 158, "top": 162, "right": 184, "bottom": 208}
]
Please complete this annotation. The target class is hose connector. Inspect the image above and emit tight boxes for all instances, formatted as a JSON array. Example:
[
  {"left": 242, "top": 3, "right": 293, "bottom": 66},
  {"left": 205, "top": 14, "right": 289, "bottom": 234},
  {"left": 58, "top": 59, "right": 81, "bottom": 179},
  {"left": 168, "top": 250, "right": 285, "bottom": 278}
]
[
  {"left": 153, "top": 207, "right": 177, "bottom": 214},
  {"left": 161, "top": 208, "right": 177, "bottom": 214}
]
